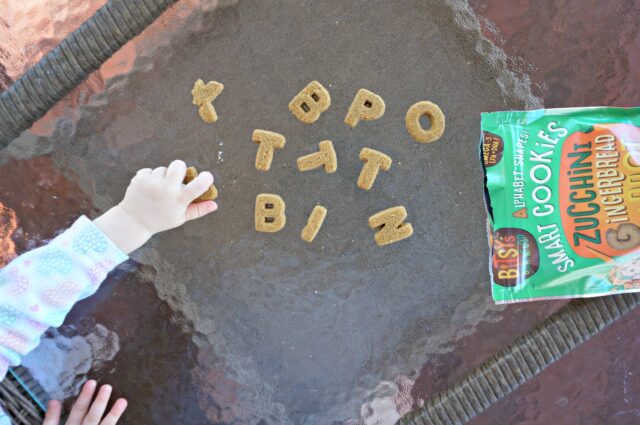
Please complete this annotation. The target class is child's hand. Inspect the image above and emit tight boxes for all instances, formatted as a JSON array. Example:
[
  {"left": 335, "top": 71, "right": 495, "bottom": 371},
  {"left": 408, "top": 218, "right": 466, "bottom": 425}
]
[
  {"left": 43, "top": 380, "right": 127, "bottom": 425},
  {"left": 94, "top": 160, "right": 218, "bottom": 253}
]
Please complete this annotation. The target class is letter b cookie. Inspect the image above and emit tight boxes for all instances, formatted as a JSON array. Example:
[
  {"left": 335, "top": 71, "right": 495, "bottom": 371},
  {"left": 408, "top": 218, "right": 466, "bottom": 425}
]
[
  {"left": 288, "top": 81, "right": 331, "bottom": 124},
  {"left": 255, "top": 194, "right": 286, "bottom": 233}
]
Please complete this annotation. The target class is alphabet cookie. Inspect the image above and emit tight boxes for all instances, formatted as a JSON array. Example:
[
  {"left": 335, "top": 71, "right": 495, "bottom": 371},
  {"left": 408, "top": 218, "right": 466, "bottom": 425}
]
[
  {"left": 297, "top": 140, "right": 337, "bottom": 173},
  {"left": 368, "top": 206, "right": 414, "bottom": 246},
  {"left": 192, "top": 79, "right": 224, "bottom": 123},
  {"left": 183, "top": 166, "right": 219, "bottom": 202},
  {"left": 344, "top": 89, "right": 385, "bottom": 128},
  {"left": 288, "top": 81, "right": 331, "bottom": 124},
  {"left": 301, "top": 205, "right": 327, "bottom": 243},
  {"left": 405, "top": 101, "right": 445, "bottom": 143},
  {"left": 255, "top": 194, "right": 286, "bottom": 233},
  {"left": 357, "top": 148, "right": 392, "bottom": 190},
  {"left": 253, "top": 129, "right": 286, "bottom": 171}
]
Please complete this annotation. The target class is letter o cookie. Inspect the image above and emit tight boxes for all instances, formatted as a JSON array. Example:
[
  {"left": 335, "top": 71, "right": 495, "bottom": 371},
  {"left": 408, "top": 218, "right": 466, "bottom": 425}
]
[{"left": 405, "top": 101, "right": 445, "bottom": 143}]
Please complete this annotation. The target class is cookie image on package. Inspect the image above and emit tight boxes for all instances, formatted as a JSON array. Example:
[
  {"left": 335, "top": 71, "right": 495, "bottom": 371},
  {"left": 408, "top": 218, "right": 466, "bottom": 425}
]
[
  {"left": 358, "top": 148, "right": 392, "bottom": 190},
  {"left": 609, "top": 254, "right": 640, "bottom": 289},
  {"left": 368, "top": 206, "right": 414, "bottom": 246},
  {"left": 345, "top": 89, "right": 385, "bottom": 128},
  {"left": 255, "top": 194, "right": 286, "bottom": 233},
  {"left": 253, "top": 130, "right": 286, "bottom": 171},
  {"left": 192, "top": 79, "right": 224, "bottom": 123},
  {"left": 301, "top": 205, "right": 327, "bottom": 243},
  {"left": 288, "top": 81, "right": 331, "bottom": 124},
  {"left": 183, "top": 166, "right": 218, "bottom": 202},
  {"left": 405, "top": 101, "right": 445, "bottom": 143},
  {"left": 297, "top": 140, "right": 337, "bottom": 173}
]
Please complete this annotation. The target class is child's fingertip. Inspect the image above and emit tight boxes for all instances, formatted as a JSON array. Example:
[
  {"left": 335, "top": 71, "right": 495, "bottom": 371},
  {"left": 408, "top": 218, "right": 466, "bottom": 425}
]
[{"left": 200, "top": 171, "right": 214, "bottom": 183}]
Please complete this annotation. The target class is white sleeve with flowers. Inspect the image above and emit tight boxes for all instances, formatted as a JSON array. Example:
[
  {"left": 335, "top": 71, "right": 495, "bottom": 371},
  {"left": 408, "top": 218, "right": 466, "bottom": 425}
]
[{"left": 0, "top": 216, "right": 128, "bottom": 424}]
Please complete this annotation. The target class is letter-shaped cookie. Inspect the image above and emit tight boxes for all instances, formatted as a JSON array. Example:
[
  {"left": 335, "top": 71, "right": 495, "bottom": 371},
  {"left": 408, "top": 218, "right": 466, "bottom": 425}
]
[
  {"left": 296, "top": 140, "right": 337, "bottom": 173},
  {"left": 192, "top": 79, "right": 224, "bottom": 123},
  {"left": 253, "top": 130, "right": 286, "bottom": 171},
  {"left": 344, "top": 89, "right": 386, "bottom": 128},
  {"left": 357, "top": 148, "right": 392, "bottom": 190},
  {"left": 405, "top": 101, "right": 445, "bottom": 143},
  {"left": 288, "top": 81, "right": 331, "bottom": 124},
  {"left": 368, "top": 206, "right": 414, "bottom": 246},
  {"left": 301, "top": 205, "right": 327, "bottom": 243},
  {"left": 183, "top": 166, "right": 218, "bottom": 202},
  {"left": 255, "top": 194, "right": 286, "bottom": 233}
]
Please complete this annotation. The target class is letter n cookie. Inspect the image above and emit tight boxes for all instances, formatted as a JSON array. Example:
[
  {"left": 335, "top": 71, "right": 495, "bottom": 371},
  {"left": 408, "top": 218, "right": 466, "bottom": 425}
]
[
  {"left": 301, "top": 205, "right": 327, "bottom": 243},
  {"left": 344, "top": 89, "right": 385, "bottom": 128},
  {"left": 255, "top": 194, "right": 286, "bottom": 233},
  {"left": 368, "top": 206, "right": 413, "bottom": 246},
  {"left": 253, "top": 130, "right": 286, "bottom": 171},
  {"left": 288, "top": 81, "right": 331, "bottom": 124},
  {"left": 297, "top": 140, "right": 337, "bottom": 173},
  {"left": 192, "top": 79, "right": 224, "bottom": 123},
  {"left": 357, "top": 148, "right": 392, "bottom": 190}
]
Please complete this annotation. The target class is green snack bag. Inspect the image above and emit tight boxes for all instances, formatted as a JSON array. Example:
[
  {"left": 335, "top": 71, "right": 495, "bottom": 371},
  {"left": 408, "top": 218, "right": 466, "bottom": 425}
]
[{"left": 481, "top": 106, "right": 640, "bottom": 303}]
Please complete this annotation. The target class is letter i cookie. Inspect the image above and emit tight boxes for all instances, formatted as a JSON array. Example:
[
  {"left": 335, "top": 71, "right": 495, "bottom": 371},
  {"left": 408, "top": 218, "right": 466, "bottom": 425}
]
[{"left": 301, "top": 205, "right": 327, "bottom": 243}]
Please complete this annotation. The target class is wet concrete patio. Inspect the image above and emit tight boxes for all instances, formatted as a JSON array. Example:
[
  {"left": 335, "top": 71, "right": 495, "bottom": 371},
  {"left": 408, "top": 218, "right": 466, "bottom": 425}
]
[{"left": 1, "top": 1, "right": 639, "bottom": 424}]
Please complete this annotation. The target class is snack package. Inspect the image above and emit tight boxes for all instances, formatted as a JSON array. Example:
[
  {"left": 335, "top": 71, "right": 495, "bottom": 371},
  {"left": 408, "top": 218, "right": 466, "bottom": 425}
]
[{"left": 481, "top": 106, "right": 640, "bottom": 303}]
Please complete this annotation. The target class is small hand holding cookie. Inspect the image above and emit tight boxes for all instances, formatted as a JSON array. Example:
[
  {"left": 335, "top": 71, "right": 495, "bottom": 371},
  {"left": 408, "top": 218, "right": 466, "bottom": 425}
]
[{"left": 94, "top": 160, "right": 218, "bottom": 254}]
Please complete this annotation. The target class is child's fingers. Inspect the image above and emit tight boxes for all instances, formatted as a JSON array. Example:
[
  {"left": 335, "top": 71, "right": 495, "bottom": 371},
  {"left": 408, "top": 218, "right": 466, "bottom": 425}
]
[
  {"left": 151, "top": 166, "right": 167, "bottom": 178},
  {"left": 82, "top": 384, "right": 112, "bottom": 425},
  {"left": 135, "top": 168, "right": 152, "bottom": 176},
  {"left": 184, "top": 172, "right": 214, "bottom": 201},
  {"left": 67, "top": 380, "right": 97, "bottom": 424},
  {"left": 42, "top": 400, "right": 62, "bottom": 425},
  {"left": 165, "top": 160, "right": 187, "bottom": 184},
  {"left": 99, "top": 398, "right": 128, "bottom": 425},
  {"left": 185, "top": 201, "right": 218, "bottom": 222}
]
